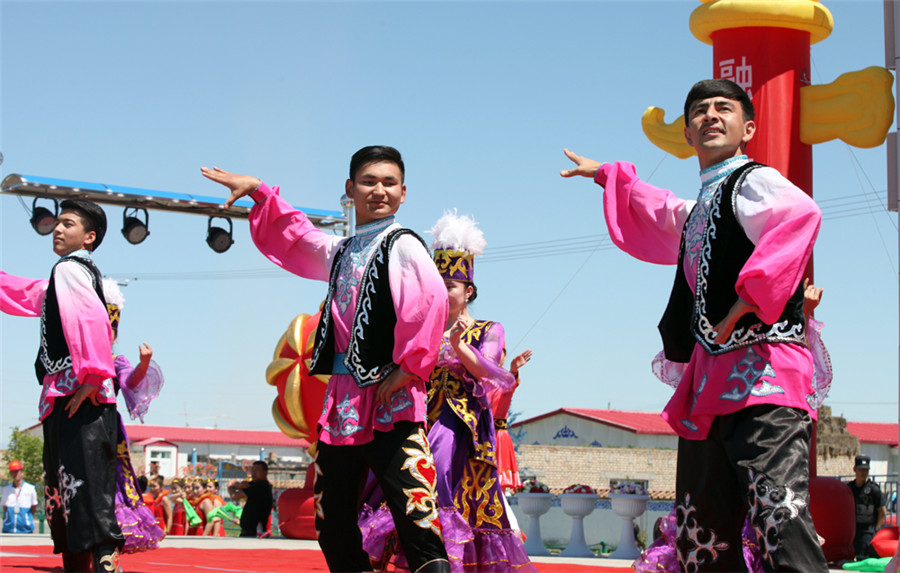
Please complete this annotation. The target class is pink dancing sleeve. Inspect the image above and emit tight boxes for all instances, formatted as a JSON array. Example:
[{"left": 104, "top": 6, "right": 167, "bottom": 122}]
[
  {"left": 595, "top": 162, "right": 692, "bottom": 265},
  {"left": 388, "top": 234, "right": 449, "bottom": 381},
  {"left": 0, "top": 272, "right": 48, "bottom": 316},
  {"left": 734, "top": 169, "right": 821, "bottom": 324},
  {"left": 54, "top": 261, "right": 116, "bottom": 386},
  {"left": 248, "top": 182, "right": 345, "bottom": 282},
  {"left": 467, "top": 322, "right": 516, "bottom": 398}
]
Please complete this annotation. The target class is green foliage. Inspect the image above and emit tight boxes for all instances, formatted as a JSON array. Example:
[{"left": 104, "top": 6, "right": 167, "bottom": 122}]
[{"left": 4, "top": 426, "right": 44, "bottom": 502}]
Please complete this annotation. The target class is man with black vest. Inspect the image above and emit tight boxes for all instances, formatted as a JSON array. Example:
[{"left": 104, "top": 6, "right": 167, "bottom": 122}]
[
  {"left": 561, "top": 79, "right": 827, "bottom": 570},
  {"left": 1, "top": 199, "right": 124, "bottom": 571},
  {"left": 202, "top": 146, "right": 450, "bottom": 572}
]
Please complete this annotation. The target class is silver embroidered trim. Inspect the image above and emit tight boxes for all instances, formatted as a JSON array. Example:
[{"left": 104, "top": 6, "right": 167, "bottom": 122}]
[{"left": 692, "top": 167, "right": 805, "bottom": 355}]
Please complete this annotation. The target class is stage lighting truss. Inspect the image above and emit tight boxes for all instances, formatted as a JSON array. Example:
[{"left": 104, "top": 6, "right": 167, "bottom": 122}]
[
  {"left": 2, "top": 174, "right": 353, "bottom": 252},
  {"left": 122, "top": 207, "right": 150, "bottom": 245},
  {"left": 30, "top": 197, "right": 59, "bottom": 236},
  {"left": 206, "top": 216, "right": 234, "bottom": 253}
]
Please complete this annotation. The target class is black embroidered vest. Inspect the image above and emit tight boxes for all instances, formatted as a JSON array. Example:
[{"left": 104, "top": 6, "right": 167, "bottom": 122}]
[
  {"left": 35, "top": 254, "right": 107, "bottom": 383},
  {"left": 309, "top": 227, "right": 428, "bottom": 388},
  {"left": 658, "top": 162, "right": 806, "bottom": 363}
]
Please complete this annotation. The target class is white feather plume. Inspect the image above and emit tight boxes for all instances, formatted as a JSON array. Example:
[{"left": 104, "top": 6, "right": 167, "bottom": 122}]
[
  {"left": 102, "top": 278, "right": 125, "bottom": 310},
  {"left": 428, "top": 209, "right": 486, "bottom": 255}
]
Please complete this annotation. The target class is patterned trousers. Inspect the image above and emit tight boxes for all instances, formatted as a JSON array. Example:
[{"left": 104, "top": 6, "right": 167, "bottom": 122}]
[
  {"left": 314, "top": 421, "right": 449, "bottom": 572},
  {"left": 43, "top": 395, "right": 124, "bottom": 555},
  {"left": 675, "top": 405, "right": 828, "bottom": 572}
]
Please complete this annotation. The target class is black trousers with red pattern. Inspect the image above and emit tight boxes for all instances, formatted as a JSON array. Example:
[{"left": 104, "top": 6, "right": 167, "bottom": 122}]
[
  {"left": 314, "top": 421, "right": 449, "bottom": 572},
  {"left": 674, "top": 405, "right": 828, "bottom": 572}
]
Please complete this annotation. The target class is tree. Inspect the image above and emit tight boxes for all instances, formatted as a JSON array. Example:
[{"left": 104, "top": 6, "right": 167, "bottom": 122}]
[{"left": 4, "top": 426, "right": 43, "bottom": 503}]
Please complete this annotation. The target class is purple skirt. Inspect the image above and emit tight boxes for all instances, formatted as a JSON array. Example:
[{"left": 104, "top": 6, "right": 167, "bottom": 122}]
[
  {"left": 360, "top": 504, "right": 535, "bottom": 572},
  {"left": 115, "top": 415, "right": 165, "bottom": 553}
]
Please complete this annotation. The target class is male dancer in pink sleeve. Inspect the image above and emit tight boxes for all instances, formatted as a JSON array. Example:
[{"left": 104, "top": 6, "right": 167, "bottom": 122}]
[
  {"left": 1, "top": 199, "right": 124, "bottom": 572},
  {"left": 202, "top": 145, "right": 450, "bottom": 572},
  {"left": 561, "top": 79, "right": 828, "bottom": 571}
]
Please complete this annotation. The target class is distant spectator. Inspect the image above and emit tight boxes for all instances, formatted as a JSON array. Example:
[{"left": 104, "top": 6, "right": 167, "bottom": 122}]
[
  {"left": 2, "top": 460, "right": 38, "bottom": 534},
  {"left": 143, "top": 475, "right": 173, "bottom": 534},
  {"left": 847, "top": 454, "right": 885, "bottom": 559},
  {"left": 229, "top": 461, "right": 273, "bottom": 537}
]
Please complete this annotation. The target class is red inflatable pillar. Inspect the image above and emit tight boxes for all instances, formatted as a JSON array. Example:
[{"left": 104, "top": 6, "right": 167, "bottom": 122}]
[{"left": 711, "top": 27, "right": 813, "bottom": 197}]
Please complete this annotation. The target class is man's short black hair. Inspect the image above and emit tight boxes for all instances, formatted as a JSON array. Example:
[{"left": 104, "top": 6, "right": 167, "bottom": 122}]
[
  {"left": 60, "top": 199, "right": 107, "bottom": 251},
  {"left": 683, "top": 79, "right": 755, "bottom": 125},
  {"left": 349, "top": 145, "right": 405, "bottom": 183},
  {"left": 253, "top": 460, "right": 268, "bottom": 472}
]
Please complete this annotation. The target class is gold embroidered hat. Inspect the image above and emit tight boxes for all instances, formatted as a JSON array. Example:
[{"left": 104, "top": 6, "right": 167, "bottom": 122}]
[
  {"left": 429, "top": 210, "right": 486, "bottom": 282},
  {"left": 102, "top": 278, "right": 125, "bottom": 334}
]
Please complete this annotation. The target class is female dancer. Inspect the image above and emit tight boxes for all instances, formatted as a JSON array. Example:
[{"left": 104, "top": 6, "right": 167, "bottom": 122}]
[
  {"left": 103, "top": 279, "right": 166, "bottom": 554},
  {"left": 361, "top": 212, "right": 534, "bottom": 572}
]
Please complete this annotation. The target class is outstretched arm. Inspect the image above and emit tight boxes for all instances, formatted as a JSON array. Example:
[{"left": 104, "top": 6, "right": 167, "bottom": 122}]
[
  {"left": 200, "top": 167, "right": 261, "bottom": 208},
  {"left": 0, "top": 272, "right": 48, "bottom": 316},
  {"left": 559, "top": 149, "right": 601, "bottom": 178}
]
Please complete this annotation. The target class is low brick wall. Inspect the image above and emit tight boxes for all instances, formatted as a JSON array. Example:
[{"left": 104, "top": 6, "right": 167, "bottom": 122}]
[{"left": 517, "top": 444, "right": 857, "bottom": 495}]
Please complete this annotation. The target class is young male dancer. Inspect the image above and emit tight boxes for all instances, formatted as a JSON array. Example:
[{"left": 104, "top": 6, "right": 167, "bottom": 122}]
[
  {"left": 202, "top": 145, "right": 450, "bottom": 572},
  {"left": 1, "top": 199, "right": 124, "bottom": 571},
  {"left": 561, "top": 79, "right": 828, "bottom": 571}
]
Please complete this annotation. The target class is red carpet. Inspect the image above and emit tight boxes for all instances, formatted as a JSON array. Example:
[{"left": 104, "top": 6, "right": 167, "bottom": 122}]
[{"left": 0, "top": 545, "right": 629, "bottom": 572}]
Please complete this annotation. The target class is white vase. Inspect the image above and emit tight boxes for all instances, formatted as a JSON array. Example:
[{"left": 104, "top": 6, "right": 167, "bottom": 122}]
[
  {"left": 516, "top": 493, "right": 553, "bottom": 556},
  {"left": 608, "top": 493, "right": 650, "bottom": 559},
  {"left": 559, "top": 493, "right": 598, "bottom": 558}
]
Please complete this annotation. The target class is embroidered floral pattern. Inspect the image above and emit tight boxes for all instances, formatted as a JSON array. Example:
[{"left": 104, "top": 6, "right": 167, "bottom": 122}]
[
  {"left": 311, "top": 449, "right": 324, "bottom": 523},
  {"left": 45, "top": 464, "right": 84, "bottom": 526},
  {"left": 720, "top": 346, "right": 781, "bottom": 402},
  {"left": 676, "top": 492, "right": 730, "bottom": 572},
  {"left": 97, "top": 551, "right": 120, "bottom": 572},
  {"left": 746, "top": 467, "right": 807, "bottom": 567},
  {"left": 56, "top": 369, "right": 78, "bottom": 394},
  {"left": 400, "top": 428, "right": 441, "bottom": 535},
  {"left": 680, "top": 374, "right": 706, "bottom": 432},
  {"left": 374, "top": 388, "right": 414, "bottom": 424},
  {"left": 321, "top": 392, "right": 362, "bottom": 437}
]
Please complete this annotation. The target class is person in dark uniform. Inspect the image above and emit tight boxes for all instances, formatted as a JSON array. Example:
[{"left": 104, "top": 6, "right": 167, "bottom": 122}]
[
  {"left": 847, "top": 454, "right": 886, "bottom": 559},
  {"left": 229, "top": 461, "right": 273, "bottom": 537}
]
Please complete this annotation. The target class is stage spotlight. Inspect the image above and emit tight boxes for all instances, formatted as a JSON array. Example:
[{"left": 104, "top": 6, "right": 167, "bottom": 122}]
[
  {"left": 30, "top": 198, "right": 58, "bottom": 236},
  {"left": 206, "top": 217, "right": 234, "bottom": 253},
  {"left": 121, "top": 208, "right": 150, "bottom": 245}
]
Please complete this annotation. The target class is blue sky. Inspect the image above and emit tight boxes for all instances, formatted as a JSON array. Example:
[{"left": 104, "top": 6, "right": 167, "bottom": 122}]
[{"left": 1, "top": 0, "right": 896, "bottom": 448}]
